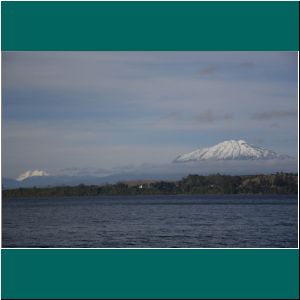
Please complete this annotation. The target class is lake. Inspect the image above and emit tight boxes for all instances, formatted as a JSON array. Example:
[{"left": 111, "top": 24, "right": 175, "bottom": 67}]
[{"left": 2, "top": 195, "right": 298, "bottom": 248}]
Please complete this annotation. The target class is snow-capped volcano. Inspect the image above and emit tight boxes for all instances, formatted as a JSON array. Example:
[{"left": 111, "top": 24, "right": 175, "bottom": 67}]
[
  {"left": 16, "top": 170, "right": 49, "bottom": 181},
  {"left": 174, "top": 140, "right": 291, "bottom": 163}
]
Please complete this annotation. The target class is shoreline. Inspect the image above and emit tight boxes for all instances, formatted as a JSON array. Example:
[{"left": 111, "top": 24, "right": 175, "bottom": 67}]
[{"left": 2, "top": 193, "right": 298, "bottom": 199}]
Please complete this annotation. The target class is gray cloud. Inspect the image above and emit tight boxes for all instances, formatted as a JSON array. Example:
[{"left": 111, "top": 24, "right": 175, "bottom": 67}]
[
  {"left": 164, "top": 111, "right": 182, "bottom": 120},
  {"left": 199, "top": 65, "right": 217, "bottom": 76},
  {"left": 131, "top": 159, "right": 298, "bottom": 177},
  {"left": 253, "top": 138, "right": 265, "bottom": 145},
  {"left": 112, "top": 165, "right": 135, "bottom": 171},
  {"left": 252, "top": 110, "right": 297, "bottom": 120},
  {"left": 58, "top": 167, "right": 111, "bottom": 176},
  {"left": 195, "top": 110, "right": 234, "bottom": 123},
  {"left": 240, "top": 61, "right": 255, "bottom": 68},
  {"left": 270, "top": 123, "right": 280, "bottom": 128}
]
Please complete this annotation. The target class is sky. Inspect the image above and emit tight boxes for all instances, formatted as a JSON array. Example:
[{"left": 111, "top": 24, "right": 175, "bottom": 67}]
[{"left": 1, "top": 52, "right": 298, "bottom": 179}]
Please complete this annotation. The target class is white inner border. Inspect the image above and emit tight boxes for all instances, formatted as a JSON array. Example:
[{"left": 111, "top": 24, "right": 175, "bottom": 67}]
[{"left": 0, "top": 51, "right": 298, "bottom": 251}]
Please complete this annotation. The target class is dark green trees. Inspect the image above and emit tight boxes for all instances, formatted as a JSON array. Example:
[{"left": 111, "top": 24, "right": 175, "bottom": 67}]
[{"left": 2, "top": 173, "right": 298, "bottom": 197}]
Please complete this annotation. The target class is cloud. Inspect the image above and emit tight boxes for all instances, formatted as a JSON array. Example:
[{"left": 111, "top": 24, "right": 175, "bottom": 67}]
[
  {"left": 2, "top": 52, "right": 298, "bottom": 178},
  {"left": 57, "top": 167, "right": 112, "bottom": 177},
  {"left": 164, "top": 111, "right": 182, "bottom": 120},
  {"left": 195, "top": 110, "right": 234, "bottom": 123},
  {"left": 240, "top": 61, "right": 255, "bottom": 68},
  {"left": 129, "top": 159, "right": 298, "bottom": 177},
  {"left": 251, "top": 110, "right": 297, "bottom": 120},
  {"left": 253, "top": 138, "right": 265, "bottom": 145},
  {"left": 270, "top": 123, "right": 280, "bottom": 128},
  {"left": 112, "top": 165, "right": 136, "bottom": 171},
  {"left": 199, "top": 65, "right": 217, "bottom": 76}
]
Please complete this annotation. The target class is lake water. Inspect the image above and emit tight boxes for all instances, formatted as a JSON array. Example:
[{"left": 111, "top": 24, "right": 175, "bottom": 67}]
[{"left": 2, "top": 195, "right": 298, "bottom": 248}]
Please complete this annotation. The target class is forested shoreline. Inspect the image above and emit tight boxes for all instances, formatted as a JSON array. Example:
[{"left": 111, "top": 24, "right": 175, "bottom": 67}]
[{"left": 2, "top": 173, "right": 298, "bottom": 197}]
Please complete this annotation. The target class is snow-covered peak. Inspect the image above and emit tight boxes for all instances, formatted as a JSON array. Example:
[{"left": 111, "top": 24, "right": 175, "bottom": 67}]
[
  {"left": 16, "top": 170, "right": 49, "bottom": 181},
  {"left": 174, "top": 140, "right": 290, "bottom": 163}
]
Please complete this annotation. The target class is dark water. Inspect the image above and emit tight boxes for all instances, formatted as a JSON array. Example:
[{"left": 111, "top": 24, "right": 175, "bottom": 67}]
[{"left": 2, "top": 195, "right": 298, "bottom": 248}]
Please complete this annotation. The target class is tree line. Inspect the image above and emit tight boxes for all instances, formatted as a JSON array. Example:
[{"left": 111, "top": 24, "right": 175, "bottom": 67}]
[{"left": 2, "top": 172, "right": 298, "bottom": 197}]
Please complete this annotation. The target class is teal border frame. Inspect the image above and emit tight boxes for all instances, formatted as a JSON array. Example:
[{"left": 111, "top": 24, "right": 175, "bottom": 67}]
[
  {"left": 2, "top": 249, "right": 299, "bottom": 299},
  {"left": 1, "top": 1, "right": 299, "bottom": 299},
  {"left": 1, "top": 1, "right": 299, "bottom": 51}
]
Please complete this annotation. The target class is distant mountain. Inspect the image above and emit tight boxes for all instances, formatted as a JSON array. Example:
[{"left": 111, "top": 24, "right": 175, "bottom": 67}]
[
  {"left": 2, "top": 173, "right": 184, "bottom": 190},
  {"left": 2, "top": 178, "right": 20, "bottom": 189},
  {"left": 16, "top": 170, "right": 49, "bottom": 181},
  {"left": 2, "top": 140, "right": 296, "bottom": 190},
  {"left": 174, "top": 140, "right": 291, "bottom": 163},
  {"left": 3, "top": 175, "right": 106, "bottom": 189}
]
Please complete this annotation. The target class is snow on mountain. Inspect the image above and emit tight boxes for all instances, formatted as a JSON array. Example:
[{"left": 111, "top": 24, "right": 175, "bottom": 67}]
[
  {"left": 173, "top": 140, "right": 291, "bottom": 163},
  {"left": 16, "top": 170, "right": 49, "bottom": 181}
]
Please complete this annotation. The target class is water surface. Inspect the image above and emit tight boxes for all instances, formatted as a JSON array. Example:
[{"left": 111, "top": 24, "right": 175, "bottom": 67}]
[{"left": 2, "top": 195, "right": 298, "bottom": 248}]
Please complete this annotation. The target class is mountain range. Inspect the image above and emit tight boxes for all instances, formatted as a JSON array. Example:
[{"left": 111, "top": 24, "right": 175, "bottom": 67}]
[
  {"left": 2, "top": 140, "right": 296, "bottom": 189},
  {"left": 174, "top": 140, "right": 291, "bottom": 162}
]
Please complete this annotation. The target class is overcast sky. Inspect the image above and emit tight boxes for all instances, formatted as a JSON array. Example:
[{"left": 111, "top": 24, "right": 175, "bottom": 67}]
[{"left": 2, "top": 52, "right": 298, "bottom": 178}]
